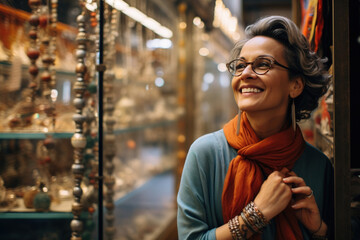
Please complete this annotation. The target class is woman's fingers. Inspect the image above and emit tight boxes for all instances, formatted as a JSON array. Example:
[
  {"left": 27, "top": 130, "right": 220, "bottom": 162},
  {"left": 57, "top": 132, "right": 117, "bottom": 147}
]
[
  {"left": 291, "top": 198, "right": 319, "bottom": 212},
  {"left": 291, "top": 185, "right": 312, "bottom": 195},
  {"left": 284, "top": 176, "right": 313, "bottom": 199},
  {"left": 254, "top": 170, "right": 293, "bottom": 220},
  {"left": 283, "top": 175, "right": 306, "bottom": 187},
  {"left": 280, "top": 167, "right": 290, "bottom": 175}
]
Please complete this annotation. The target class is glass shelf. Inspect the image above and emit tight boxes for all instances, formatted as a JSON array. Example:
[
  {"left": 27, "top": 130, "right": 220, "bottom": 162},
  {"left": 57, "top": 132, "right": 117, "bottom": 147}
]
[
  {"left": 0, "top": 211, "right": 73, "bottom": 220},
  {"left": 112, "top": 170, "right": 177, "bottom": 240},
  {"left": 114, "top": 169, "right": 175, "bottom": 206},
  {"left": 114, "top": 119, "right": 177, "bottom": 135},
  {"left": 0, "top": 131, "right": 73, "bottom": 139},
  {"left": 0, "top": 60, "right": 75, "bottom": 77},
  {"left": 0, "top": 119, "right": 177, "bottom": 139}
]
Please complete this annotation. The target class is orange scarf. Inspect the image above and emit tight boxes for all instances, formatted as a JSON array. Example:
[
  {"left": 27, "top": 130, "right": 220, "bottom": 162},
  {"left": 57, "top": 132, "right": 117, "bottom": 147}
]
[{"left": 222, "top": 112, "right": 305, "bottom": 239}]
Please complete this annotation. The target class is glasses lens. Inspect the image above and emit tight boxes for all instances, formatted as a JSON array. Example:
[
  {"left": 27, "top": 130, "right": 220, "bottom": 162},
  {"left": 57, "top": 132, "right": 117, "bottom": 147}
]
[
  {"left": 253, "top": 58, "right": 272, "bottom": 74},
  {"left": 229, "top": 59, "right": 246, "bottom": 76}
]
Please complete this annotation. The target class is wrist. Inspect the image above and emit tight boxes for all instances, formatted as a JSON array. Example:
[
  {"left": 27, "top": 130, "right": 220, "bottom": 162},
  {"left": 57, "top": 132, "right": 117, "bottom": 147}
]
[
  {"left": 311, "top": 221, "right": 327, "bottom": 239},
  {"left": 253, "top": 199, "right": 273, "bottom": 221}
]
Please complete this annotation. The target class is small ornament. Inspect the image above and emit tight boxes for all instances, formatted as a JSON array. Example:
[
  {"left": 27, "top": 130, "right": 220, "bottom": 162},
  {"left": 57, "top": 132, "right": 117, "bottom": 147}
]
[
  {"left": 23, "top": 187, "right": 39, "bottom": 208},
  {"left": 33, "top": 183, "right": 51, "bottom": 212},
  {"left": 33, "top": 191, "right": 51, "bottom": 212},
  {"left": 0, "top": 177, "right": 6, "bottom": 203}
]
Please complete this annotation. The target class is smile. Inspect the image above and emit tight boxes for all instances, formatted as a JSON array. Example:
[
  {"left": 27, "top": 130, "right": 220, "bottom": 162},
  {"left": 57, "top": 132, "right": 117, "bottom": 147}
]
[{"left": 241, "top": 87, "right": 263, "bottom": 93}]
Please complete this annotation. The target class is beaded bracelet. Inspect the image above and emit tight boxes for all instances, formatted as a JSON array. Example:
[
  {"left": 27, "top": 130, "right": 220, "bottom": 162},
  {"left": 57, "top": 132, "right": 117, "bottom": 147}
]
[
  {"left": 311, "top": 220, "right": 328, "bottom": 240},
  {"left": 228, "top": 215, "right": 237, "bottom": 240},
  {"left": 240, "top": 211, "right": 256, "bottom": 234},
  {"left": 227, "top": 201, "right": 268, "bottom": 239},
  {"left": 242, "top": 201, "right": 268, "bottom": 233},
  {"left": 312, "top": 234, "right": 328, "bottom": 240},
  {"left": 228, "top": 216, "right": 246, "bottom": 240}
]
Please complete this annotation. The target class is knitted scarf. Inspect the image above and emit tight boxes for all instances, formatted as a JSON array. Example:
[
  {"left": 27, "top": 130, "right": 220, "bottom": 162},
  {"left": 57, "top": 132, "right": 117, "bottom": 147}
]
[{"left": 222, "top": 112, "right": 305, "bottom": 239}]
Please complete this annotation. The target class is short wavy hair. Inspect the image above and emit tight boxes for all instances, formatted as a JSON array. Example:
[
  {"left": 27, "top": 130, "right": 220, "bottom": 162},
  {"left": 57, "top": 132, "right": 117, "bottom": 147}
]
[{"left": 229, "top": 15, "right": 331, "bottom": 121}]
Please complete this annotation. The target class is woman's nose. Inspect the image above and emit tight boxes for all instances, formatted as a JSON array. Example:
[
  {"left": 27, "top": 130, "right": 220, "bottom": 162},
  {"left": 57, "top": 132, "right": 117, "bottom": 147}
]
[{"left": 240, "top": 64, "right": 256, "bottom": 79}]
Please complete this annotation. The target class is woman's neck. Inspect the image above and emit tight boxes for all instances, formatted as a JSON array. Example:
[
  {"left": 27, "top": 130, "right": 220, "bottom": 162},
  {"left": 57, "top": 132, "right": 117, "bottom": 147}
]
[{"left": 245, "top": 111, "right": 289, "bottom": 139}]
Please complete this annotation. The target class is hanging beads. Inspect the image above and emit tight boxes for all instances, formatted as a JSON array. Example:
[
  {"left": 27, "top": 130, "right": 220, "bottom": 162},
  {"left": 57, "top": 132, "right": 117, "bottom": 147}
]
[
  {"left": 103, "top": 5, "right": 118, "bottom": 240},
  {"left": 49, "top": 0, "right": 58, "bottom": 128},
  {"left": 27, "top": 0, "right": 41, "bottom": 104},
  {"left": 70, "top": 5, "right": 88, "bottom": 239}
]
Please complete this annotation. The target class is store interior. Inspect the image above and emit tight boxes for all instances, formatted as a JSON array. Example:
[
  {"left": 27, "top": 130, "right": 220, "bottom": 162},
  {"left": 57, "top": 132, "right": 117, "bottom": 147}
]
[{"left": 0, "top": 0, "right": 359, "bottom": 239}]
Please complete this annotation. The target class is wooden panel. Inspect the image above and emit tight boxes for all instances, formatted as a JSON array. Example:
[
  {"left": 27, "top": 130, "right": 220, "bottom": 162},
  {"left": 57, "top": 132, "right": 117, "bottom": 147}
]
[{"left": 333, "top": 0, "right": 352, "bottom": 239}]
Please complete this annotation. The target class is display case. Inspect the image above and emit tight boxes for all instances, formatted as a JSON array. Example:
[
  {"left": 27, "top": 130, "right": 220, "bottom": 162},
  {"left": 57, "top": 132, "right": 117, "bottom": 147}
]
[
  {"left": 0, "top": 61, "right": 77, "bottom": 239},
  {"left": 0, "top": 1, "right": 179, "bottom": 239}
]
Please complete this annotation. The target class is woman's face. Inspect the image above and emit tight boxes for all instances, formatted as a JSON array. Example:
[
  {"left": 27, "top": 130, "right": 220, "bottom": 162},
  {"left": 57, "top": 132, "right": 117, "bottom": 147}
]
[{"left": 231, "top": 36, "right": 293, "bottom": 118}]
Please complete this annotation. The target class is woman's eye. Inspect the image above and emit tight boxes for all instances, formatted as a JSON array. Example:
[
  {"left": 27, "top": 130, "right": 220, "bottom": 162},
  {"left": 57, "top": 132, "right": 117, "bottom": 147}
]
[
  {"left": 256, "top": 60, "right": 271, "bottom": 69},
  {"left": 236, "top": 63, "right": 246, "bottom": 70}
]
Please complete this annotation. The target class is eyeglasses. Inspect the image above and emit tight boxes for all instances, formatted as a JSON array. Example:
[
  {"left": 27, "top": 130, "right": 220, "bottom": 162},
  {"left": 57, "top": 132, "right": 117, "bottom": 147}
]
[{"left": 226, "top": 55, "right": 291, "bottom": 77}]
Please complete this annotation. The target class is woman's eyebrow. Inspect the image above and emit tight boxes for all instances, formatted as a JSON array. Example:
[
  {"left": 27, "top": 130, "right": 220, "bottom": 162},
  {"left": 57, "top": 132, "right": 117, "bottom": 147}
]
[{"left": 237, "top": 54, "right": 274, "bottom": 60}]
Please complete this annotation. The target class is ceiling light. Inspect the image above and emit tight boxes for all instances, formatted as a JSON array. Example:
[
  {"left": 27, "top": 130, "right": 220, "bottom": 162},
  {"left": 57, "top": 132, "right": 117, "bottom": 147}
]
[{"left": 105, "top": 0, "right": 173, "bottom": 39}]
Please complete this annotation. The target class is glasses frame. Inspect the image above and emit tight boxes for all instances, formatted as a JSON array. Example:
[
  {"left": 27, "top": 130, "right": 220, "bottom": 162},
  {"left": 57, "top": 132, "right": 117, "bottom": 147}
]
[{"left": 226, "top": 55, "right": 291, "bottom": 77}]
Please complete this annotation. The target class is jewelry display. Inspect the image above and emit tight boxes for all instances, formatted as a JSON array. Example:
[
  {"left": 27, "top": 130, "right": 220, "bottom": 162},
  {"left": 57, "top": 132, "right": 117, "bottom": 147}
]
[
  {"left": 103, "top": 4, "right": 118, "bottom": 240},
  {"left": 27, "top": 0, "right": 41, "bottom": 105},
  {"left": 82, "top": 206, "right": 96, "bottom": 240},
  {"left": 38, "top": 2, "right": 57, "bottom": 130},
  {"left": 36, "top": 135, "right": 56, "bottom": 189},
  {"left": 49, "top": 0, "right": 57, "bottom": 90},
  {"left": 70, "top": 1, "right": 89, "bottom": 238},
  {"left": 0, "top": 0, "right": 179, "bottom": 239},
  {"left": 0, "top": 176, "right": 18, "bottom": 209},
  {"left": 0, "top": 177, "right": 7, "bottom": 204},
  {"left": 6, "top": 0, "right": 42, "bottom": 129},
  {"left": 23, "top": 187, "right": 39, "bottom": 208},
  {"left": 33, "top": 182, "right": 51, "bottom": 212},
  {"left": 81, "top": 4, "right": 99, "bottom": 237}
]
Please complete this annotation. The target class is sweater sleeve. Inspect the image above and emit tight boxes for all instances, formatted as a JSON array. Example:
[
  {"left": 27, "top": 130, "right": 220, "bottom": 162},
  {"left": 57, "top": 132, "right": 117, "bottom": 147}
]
[
  {"left": 177, "top": 139, "right": 218, "bottom": 240},
  {"left": 323, "top": 159, "right": 334, "bottom": 240}
]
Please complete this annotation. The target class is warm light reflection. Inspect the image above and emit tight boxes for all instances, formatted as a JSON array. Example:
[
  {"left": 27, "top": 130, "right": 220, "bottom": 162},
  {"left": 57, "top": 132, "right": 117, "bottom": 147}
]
[
  {"left": 213, "top": 0, "right": 242, "bottom": 42},
  {"left": 199, "top": 47, "right": 209, "bottom": 56},
  {"left": 217, "top": 63, "right": 227, "bottom": 72},
  {"left": 146, "top": 39, "right": 173, "bottom": 49},
  {"left": 203, "top": 73, "right": 214, "bottom": 84},
  {"left": 179, "top": 22, "right": 187, "bottom": 30},
  {"left": 104, "top": 0, "right": 173, "bottom": 38},
  {"left": 155, "top": 77, "right": 165, "bottom": 87}
]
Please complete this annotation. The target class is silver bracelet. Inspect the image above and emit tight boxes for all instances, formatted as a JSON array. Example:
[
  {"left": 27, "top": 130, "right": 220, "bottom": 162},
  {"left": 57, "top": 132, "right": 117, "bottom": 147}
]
[
  {"left": 228, "top": 216, "right": 246, "bottom": 240},
  {"left": 240, "top": 211, "right": 256, "bottom": 234},
  {"left": 242, "top": 201, "right": 268, "bottom": 233}
]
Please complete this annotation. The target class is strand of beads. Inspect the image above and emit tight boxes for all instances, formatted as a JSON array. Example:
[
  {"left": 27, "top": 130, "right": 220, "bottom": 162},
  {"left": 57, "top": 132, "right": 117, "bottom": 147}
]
[
  {"left": 40, "top": 25, "right": 55, "bottom": 130},
  {"left": 27, "top": 0, "right": 41, "bottom": 105},
  {"left": 103, "top": 4, "right": 118, "bottom": 240},
  {"left": 49, "top": 0, "right": 58, "bottom": 129},
  {"left": 70, "top": 2, "right": 88, "bottom": 239}
]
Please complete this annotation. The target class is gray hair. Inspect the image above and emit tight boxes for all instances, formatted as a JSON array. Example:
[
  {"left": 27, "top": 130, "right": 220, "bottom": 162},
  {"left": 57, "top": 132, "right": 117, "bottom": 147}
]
[{"left": 230, "top": 15, "right": 330, "bottom": 121}]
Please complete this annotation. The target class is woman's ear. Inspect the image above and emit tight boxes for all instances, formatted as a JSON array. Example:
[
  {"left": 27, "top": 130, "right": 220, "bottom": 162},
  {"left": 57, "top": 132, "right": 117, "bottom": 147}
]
[{"left": 289, "top": 77, "right": 304, "bottom": 98}]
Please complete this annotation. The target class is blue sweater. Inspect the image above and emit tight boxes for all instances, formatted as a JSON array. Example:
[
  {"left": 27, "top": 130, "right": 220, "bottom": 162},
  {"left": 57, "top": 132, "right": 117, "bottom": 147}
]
[{"left": 177, "top": 129, "right": 334, "bottom": 240}]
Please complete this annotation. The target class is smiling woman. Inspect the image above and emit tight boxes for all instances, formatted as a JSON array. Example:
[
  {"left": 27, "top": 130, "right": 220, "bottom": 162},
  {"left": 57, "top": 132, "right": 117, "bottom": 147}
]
[
  {"left": 177, "top": 15, "right": 333, "bottom": 240},
  {"left": 230, "top": 35, "right": 303, "bottom": 138}
]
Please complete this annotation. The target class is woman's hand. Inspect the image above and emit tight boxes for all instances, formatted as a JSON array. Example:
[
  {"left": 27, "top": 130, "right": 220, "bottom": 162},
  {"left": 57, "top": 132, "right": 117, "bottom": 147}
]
[
  {"left": 254, "top": 168, "right": 293, "bottom": 221},
  {"left": 283, "top": 171, "right": 327, "bottom": 235}
]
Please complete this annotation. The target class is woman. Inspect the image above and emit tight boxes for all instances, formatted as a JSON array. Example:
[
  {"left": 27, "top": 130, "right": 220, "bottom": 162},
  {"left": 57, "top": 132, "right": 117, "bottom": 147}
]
[{"left": 177, "top": 16, "right": 333, "bottom": 240}]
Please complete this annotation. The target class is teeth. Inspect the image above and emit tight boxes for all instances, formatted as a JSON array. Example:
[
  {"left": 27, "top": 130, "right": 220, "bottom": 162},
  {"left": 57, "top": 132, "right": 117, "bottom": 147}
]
[{"left": 241, "top": 88, "right": 262, "bottom": 93}]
